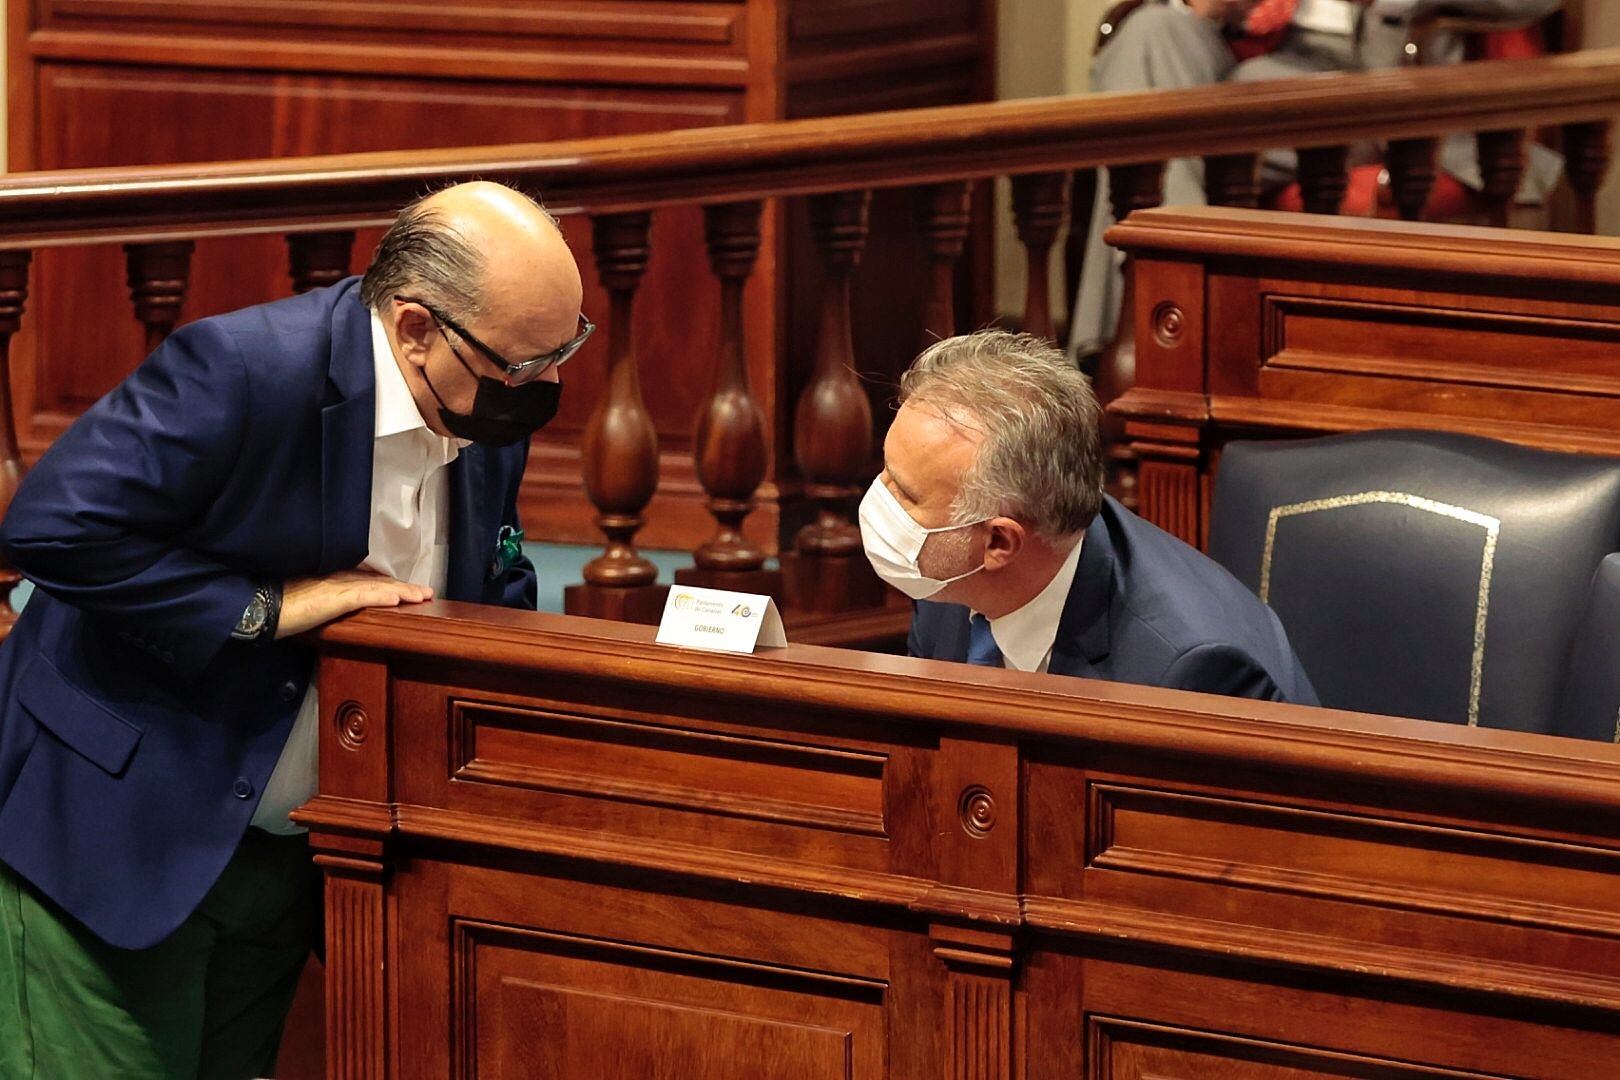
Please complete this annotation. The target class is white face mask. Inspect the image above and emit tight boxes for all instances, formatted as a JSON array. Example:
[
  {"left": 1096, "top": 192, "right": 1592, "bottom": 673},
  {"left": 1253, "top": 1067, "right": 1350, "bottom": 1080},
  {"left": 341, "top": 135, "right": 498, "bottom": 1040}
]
[{"left": 858, "top": 477, "right": 987, "bottom": 600}]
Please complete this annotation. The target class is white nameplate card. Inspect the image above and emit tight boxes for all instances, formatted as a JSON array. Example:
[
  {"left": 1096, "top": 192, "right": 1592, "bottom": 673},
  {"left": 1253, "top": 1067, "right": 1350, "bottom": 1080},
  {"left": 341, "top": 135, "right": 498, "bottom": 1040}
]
[{"left": 655, "top": 586, "right": 787, "bottom": 654}]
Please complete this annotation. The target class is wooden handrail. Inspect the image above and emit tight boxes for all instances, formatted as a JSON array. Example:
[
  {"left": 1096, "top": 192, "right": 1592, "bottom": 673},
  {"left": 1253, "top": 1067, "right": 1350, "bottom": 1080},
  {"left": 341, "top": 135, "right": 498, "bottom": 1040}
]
[{"left": 0, "top": 49, "right": 1617, "bottom": 244}]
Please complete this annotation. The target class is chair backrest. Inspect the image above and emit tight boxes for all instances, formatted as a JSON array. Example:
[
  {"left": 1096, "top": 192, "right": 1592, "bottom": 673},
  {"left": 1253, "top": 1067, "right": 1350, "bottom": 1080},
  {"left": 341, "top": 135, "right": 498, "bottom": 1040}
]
[
  {"left": 1209, "top": 431, "right": 1620, "bottom": 732},
  {"left": 1557, "top": 554, "right": 1620, "bottom": 743}
]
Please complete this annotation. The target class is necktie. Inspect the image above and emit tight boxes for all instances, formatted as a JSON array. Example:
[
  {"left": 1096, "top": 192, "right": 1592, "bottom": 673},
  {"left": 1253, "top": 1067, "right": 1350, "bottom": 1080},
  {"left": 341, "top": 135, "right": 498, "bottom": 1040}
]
[{"left": 966, "top": 614, "right": 1003, "bottom": 668}]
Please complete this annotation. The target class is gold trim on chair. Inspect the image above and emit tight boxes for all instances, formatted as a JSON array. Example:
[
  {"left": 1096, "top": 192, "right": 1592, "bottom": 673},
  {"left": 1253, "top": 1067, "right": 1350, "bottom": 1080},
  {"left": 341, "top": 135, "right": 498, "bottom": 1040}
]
[{"left": 1261, "top": 491, "right": 1501, "bottom": 727}]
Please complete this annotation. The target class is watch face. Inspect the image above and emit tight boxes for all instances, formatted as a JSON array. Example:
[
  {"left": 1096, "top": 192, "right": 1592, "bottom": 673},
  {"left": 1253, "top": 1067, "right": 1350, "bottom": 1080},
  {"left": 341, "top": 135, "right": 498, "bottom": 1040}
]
[{"left": 239, "top": 597, "right": 268, "bottom": 636}]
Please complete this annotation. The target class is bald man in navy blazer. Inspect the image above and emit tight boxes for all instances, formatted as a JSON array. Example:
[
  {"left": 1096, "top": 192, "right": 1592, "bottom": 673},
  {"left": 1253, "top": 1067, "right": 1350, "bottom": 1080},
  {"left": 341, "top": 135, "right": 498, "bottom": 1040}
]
[
  {"left": 862, "top": 330, "right": 1316, "bottom": 706},
  {"left": 0, "top": 182, "right": 589, "bottom": 1078}
]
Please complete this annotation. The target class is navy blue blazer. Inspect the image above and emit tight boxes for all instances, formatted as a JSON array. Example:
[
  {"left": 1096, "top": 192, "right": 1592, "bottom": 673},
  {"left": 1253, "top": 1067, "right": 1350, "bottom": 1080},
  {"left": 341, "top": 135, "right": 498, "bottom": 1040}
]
[
  {"left": 0, "top": 278, "right": 537, "bottom": 949},
  {"left": 910, "top": 497, "right": 1318, "bottom": 705}
]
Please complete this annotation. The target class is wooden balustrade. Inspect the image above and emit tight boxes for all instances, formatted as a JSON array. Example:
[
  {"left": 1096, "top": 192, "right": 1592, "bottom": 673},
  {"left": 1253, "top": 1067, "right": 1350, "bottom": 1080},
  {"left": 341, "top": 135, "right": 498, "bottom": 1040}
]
[
  {"left": 565, "top": 212, "right": 666, "bottom": 625},
  {"left": 675, "top": 200, "right": 781, "bottom": 601},
  {"left": 1009, "top": 171, "right": 1070, "bottom": 343},
  {"left": 124, "top": 241, "right": 193, "bottom": 353},
  {"left": 0, "top": 51, "right": 1615, "bottom": 644}
]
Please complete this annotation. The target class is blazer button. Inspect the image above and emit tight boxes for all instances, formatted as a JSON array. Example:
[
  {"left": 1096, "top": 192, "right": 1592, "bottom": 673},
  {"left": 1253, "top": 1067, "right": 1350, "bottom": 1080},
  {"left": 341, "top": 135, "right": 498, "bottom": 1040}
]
[
  {"left": 279, "top": 680, "right": 299, "bottom": 702},
  {"left": 232, "top": 777, "right": 253, "bottom": 799}
]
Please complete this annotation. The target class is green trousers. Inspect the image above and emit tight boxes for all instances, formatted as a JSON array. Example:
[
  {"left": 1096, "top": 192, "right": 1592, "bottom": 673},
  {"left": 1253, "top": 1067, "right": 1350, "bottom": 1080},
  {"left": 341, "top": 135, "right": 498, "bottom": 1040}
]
[{"left": 0, "top": 828, "right": 320, "bottom": 1079}]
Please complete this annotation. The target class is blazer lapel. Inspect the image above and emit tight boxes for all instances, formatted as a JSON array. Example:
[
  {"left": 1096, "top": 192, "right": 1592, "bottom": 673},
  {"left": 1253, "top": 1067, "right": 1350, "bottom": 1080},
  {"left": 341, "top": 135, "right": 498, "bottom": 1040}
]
[
  {"left": 319, "top": 284, "right": 376, "bottom": 574},
  {"left": 1048, "top": 511, "right": 1118, "bottom": 677}
]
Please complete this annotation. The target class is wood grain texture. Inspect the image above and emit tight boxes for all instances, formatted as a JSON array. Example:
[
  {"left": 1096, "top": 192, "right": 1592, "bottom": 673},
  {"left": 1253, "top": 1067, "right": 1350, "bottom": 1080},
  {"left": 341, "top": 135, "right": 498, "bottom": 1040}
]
[{"left": 300, "top": 603, "right": 1620, "bottom": 1078}]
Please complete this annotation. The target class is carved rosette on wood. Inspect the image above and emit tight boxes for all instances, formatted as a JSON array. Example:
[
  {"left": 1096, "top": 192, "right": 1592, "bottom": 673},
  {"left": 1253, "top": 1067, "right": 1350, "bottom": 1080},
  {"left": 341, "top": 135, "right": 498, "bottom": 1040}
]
[
  {"left": 287, "top": 230, "right": 357, "bottom": 295},
  {"left": 676, "top": 200, "right": 782, "bottom": 600},
  {"left": 566, "top": 211, "right": 669, "bottom": 625},
  {"left": 783, "top": 189, "right": 886, "bottom": 615},
  {"left": 1010, "top": 171, "right": 1070, "bottom": 343},
  {"left": 124, "top": 241, "right": 194, "bottom": 354},
  {"left": 0, "top": 251, "right": 30, "bottom": 628}
]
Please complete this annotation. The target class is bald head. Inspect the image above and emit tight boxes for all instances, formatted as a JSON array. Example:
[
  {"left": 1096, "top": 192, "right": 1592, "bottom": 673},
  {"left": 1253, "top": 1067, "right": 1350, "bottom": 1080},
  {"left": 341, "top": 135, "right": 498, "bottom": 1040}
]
[{"left": 359, "top": 181, "right": 581, "bottom": 347}]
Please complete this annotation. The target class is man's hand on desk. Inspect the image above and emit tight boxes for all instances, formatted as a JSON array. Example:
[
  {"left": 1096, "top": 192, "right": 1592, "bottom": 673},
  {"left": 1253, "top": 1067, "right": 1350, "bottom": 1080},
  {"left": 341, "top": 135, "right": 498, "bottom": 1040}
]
[{"left": 277, "top": 569, "right": 434, "bottom": 639}]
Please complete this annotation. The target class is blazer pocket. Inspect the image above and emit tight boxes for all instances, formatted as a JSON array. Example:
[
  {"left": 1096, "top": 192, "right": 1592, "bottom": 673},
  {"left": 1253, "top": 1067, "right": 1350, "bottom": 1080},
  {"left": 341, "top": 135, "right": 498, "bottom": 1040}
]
[{"left": 16, "top": 654, "right": 145, "bottom": 776}]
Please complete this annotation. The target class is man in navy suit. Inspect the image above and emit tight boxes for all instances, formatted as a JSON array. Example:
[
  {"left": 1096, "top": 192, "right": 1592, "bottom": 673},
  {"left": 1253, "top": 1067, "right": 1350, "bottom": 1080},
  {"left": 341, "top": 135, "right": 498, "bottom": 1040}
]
[
  {"left": 0, "top": 181, "right": 588, "bottom": 1077},
  {"left": 861, "top": 330, "right": 1317, "bottom": 704}
]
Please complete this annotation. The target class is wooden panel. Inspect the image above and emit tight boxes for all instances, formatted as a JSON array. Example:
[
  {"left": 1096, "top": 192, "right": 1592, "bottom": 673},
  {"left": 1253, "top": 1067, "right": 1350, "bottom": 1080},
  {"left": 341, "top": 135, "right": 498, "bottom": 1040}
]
[
  {"left": 298, "top": 604, "right": 1620, "bottom": 1077},
  {"left": 452, "top": 698, "right": 888, "bottom": 836},
  {"left": 459, "top": 920, "right": 882, "bottom": 1080}
]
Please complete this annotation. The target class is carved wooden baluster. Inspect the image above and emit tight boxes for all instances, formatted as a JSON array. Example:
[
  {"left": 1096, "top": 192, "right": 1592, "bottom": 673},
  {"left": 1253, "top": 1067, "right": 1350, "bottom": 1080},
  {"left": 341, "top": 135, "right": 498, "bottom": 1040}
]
[
  {"left": 0, "top": 251, "right": 30, "bottom": 625},
  {"left": 1297, "top": 145, "right": 1351, "bottom": 215},
  {"left": 1476, "top": 129, "right": 1527, "bottom": 229},
  {"left": 1096, "top": 162, "right": 1165, "bottom": 513},
  {"left": 784, "top": 189, "right": 883, "bottom": 615},
  {"left": 913, "top": 181, "right": 973, "bottom": 350},
  {"left": 287, "top": 230, "right": 356, "bottom": 294},
  {"left": 1564, "top": 121, "right": 1613, "bottom": 236},
  {"left": 564, "top": 211, "right": 667, "bottom": 624},
  {"left": 124, "top": 241, "right": 194, "bottom": 353},
  {"left": 1010, "top": 172, "right": 1070, "bottom": 342},
  {"left": 1203, "top": 153, "right": 1261, "bottom": 209},
  {"left": 1385, "top": 137, "right": 1439, "bottom": 222},
  {"left": 676, "top": 200, "right": 781, "bottom": 599}
]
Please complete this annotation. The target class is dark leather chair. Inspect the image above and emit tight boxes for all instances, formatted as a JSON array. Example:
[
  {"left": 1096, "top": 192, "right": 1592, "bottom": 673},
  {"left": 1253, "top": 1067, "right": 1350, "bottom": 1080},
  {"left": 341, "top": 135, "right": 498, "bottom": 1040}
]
[
  {"left": 1557, "top": 554, "right": 1620, "bottom": 743},
  {"left": 1208, "top": 431, "right": 1620, "bottom": 733}
]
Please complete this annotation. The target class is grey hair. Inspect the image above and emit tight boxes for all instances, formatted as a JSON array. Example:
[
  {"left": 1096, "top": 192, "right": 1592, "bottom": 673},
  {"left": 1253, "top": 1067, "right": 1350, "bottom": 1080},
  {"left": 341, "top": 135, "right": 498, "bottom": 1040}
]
[
  {"left": 898, "top": 330, "right": 1104, "bottom": 540},
  {"left": 358, "top": 195, "right": 484, "bottom": 320}
]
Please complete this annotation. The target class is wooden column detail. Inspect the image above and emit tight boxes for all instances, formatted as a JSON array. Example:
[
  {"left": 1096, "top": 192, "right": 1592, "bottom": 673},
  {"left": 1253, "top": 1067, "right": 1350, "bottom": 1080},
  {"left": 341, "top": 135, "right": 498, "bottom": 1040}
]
[
  {"left": 288, "top": 230, "right": 356, "bottom": 294},
  {"left": 933, "top": 925, "right": 1016, "bottom": 1080},
  {"left": 124, "top": 241, "right": 194, "bottom": 354},
  {"left": 1131, "top": 426, "right": 1204, "bottom": 548},
  {"left": 1385, "top": 137, "right": 1439, "bottom": 222},
  {"left": 783, "top": 190, "right": 885, "bottom": 615},
  {"left": 1010, "top": 171, "right": 1070, "bottom": 342},
  {"left": 323, "top": 864, "right": 387, "bottom": 1080},
  {"left": 565, "top": 212, "right": 669, "bottom": 624},
  {"left": 1476, "top": 129, "right": 1527, "bottom": 229},
  {"left": 0, "top": 251, "right": 32, "bottom": 627},
  {"left": 914, "top": 181, "right": 973, "bottom": 349},
  {"left": 1203, "top": 153, "right": 1261, "bottom": 209},
  {"left": 1096, "top": 162, "right": 1165, "bottom": 513},
  {"left": 676, "top": 201, "right": 781, "bottom": 599},
  {"left": 1297, "top": 145, "right": 1351, "bottom": 215},
  {"left": 1564, "top": 120, "right": 1613, "bottom": 236}
]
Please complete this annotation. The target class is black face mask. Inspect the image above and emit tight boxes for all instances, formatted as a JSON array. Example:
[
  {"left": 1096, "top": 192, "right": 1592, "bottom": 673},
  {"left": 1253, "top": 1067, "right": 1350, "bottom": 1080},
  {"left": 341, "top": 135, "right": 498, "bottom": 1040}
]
[{"left": 423, "top": 356, "right": 562, "bottom": 447}]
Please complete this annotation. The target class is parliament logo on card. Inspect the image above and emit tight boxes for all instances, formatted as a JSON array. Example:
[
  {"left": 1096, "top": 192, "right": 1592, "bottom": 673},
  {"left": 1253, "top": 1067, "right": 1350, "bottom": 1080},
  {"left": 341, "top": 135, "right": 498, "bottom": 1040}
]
[{"left": 656, "top": 586, "right": 786, "bottom": 654}]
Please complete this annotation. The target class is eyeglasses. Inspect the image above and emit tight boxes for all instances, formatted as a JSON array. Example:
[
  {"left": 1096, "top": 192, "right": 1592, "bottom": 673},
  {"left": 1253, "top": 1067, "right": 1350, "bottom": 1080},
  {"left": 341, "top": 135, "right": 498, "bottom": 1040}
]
[{"left": 395, "top": 295, "right": 594, "bottom": 385}]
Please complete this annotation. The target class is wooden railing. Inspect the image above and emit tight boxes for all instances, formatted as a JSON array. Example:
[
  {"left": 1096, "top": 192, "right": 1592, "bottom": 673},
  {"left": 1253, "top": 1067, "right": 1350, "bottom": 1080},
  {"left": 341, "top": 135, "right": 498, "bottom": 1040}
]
[{"left": 1, "top": 49, "right": 1618, "bottom": 644}]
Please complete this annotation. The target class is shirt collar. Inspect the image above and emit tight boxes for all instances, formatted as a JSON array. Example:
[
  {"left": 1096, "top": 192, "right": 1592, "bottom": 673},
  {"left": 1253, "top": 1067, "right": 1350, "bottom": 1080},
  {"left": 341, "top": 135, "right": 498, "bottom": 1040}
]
[
  {"left": 982, "top": 534, "right": 1085, "bottom": 673},
  {"left": 370, "top": 311, "right": 467, "bottom": 457}
]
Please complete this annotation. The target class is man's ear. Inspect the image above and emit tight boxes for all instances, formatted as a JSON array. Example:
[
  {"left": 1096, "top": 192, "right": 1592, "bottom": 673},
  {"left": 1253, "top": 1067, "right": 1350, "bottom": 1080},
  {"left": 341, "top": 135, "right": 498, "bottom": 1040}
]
[
  {"left": 982, "top": 517, "right": 1025, "bottom": 571},
  {"left": 392, "top": 303, "right": 438, "bottom": 369}
]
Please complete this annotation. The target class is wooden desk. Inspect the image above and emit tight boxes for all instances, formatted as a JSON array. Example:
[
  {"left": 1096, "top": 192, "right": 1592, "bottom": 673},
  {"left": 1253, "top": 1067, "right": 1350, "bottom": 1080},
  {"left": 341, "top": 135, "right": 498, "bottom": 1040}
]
[{"left": 301, "top": 602, "right": 1620, "bottom": 1078}]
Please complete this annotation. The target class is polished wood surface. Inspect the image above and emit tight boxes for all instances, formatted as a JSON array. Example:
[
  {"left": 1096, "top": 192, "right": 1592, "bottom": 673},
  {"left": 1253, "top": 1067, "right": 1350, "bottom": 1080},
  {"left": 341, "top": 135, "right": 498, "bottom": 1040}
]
[
  {"left": 1109, "top": 207, "right": 1620, "bottom": 547},
  {"left": 297, "top": 601, "right": 1620, "bottom": 1078}
]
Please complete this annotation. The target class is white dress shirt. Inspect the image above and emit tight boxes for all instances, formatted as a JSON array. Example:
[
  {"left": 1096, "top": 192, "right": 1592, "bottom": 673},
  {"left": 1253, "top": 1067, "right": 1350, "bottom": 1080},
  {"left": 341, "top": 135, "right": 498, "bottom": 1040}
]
[
  {"left": 251, "top": 314, "right": 466, "bottom": 833},
  {"left": 1292, "top": 0, "right": 1358, "bottom": 35},
  {"left": 976, "top": 536, "right": 1086, "bottom": 674}
]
